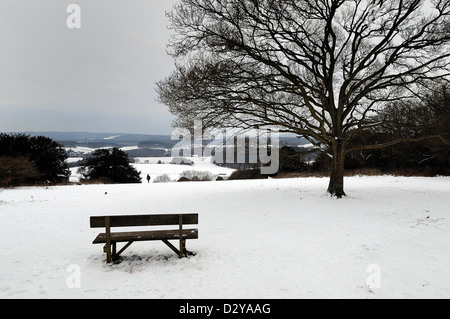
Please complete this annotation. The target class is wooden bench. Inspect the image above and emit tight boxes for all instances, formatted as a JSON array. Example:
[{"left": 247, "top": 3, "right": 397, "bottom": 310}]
[{"left": 90, "top": 213, "right": 198, "bottom": 263}]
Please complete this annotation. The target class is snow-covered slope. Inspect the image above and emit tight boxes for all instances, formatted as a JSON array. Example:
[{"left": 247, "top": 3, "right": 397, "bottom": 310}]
[
  {"left": 69, "top": 156, "right": 236, "bottom": 183},
  {"left": 1, "top": 176, "right": 449, "bottom": 298},
  {"left": 133, "top": 156, "right": 236, "bottom": 182}
]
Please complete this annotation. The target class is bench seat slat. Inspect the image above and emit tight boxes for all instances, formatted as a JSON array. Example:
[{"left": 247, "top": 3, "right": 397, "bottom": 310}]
[{"left": 92, "top": 228, "right": 198, "bottom": 244}]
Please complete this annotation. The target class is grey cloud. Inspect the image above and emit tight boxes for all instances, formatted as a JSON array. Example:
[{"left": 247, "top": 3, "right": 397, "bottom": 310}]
[{"left": 0, "top": 0, "right": 178, "bottom": 134}]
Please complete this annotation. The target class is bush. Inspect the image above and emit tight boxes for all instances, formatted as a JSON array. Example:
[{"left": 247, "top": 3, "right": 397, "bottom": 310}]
[
  {"left": 0, "top": 156, "right": 39, "bottom": 187},
  {"left": 78, "top": 176, "right": 113, "bottom": 185},
  {"left": 279, "top": 146, "right": 309, "bottom": 173},
  {"left": 228, "top": 168, "right": 268, "bottom": 180},
  {"left": 180, "top": 170, "right": 216, "bottom": 181},
  {"left": 153, "top": 174, "right": 172, "bottom": 183},
  {"left": 0, "top": 133, "right": 70, "bottom": 186},
  {"left": 79, "top": 148, "right": 141, "bottom": 184}
]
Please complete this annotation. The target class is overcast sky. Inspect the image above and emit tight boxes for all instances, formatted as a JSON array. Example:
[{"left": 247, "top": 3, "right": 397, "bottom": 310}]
[{"left": 0, "top": 0, "right": 179, "bottom": 135}]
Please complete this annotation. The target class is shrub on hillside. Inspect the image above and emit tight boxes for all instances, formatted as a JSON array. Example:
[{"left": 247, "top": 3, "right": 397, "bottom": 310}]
[
  {"left": 0, "top": 133, "right": 70, "bottom": 186},
  {"left": 78, "top": 148, "right": 141, "bottom": 184},
  {"left": 180, "top": 170, "right": 216, "bottom": 181},
  {"left": 0, "top": 156, "right": 39, "bottom": 187},
  {"left": 228, "top": 168, "right": 268, "bottom": 180},
  {"left": 279, "top": 146, "right": 309, "bottom": 173},
  {"left": 153, "top": 174, "right": 172, "bottom": 183}
]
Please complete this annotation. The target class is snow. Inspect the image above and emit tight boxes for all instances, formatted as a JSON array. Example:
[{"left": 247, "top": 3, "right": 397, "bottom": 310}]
[
  {"left": 297, "top": 143, "right": 315, "bottom": 149},
  {"left": 134, "top": 157, "right": 236, "bottom": 182},
  {"left": 1, "top": 175, "right": 449, "bottom": 299},
  {"left": 104, "top": 135, "right": 120, "bottom": 140},
  {"left": 65, "top": 146, "right": 110, "bottom": 155},
  {"left": 67, "top": 157, "right": 83, "bottom": 164},
  {"left": 119, "top": 145, "right": 141, "bottom": 152}
]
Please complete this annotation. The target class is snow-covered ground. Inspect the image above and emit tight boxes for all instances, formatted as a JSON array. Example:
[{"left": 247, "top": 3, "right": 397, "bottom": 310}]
[
  {"left": 133, "top": 157, "right": 236, "bottom": 182},
  {"left": 1, "top": 175, "right": 449, "bottom": 299}
]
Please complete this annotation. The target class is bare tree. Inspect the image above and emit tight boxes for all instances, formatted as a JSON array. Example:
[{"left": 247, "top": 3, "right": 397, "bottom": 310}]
[{"left": 157, "top": 0, "right": 450, "bottom": 197}]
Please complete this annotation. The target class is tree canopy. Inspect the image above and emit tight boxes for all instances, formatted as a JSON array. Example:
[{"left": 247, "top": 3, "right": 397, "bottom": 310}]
[
  {"left": 157, "top": 0, "right": 450, "bottom": 197},
  {"left": 79, "top": 148, "right": 142, "bottom": 184},
  {"left": 0, "top": 133, "right": 70, "bottom": 186}
]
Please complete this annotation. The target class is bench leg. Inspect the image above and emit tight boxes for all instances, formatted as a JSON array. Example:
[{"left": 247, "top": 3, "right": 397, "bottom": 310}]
[
  {"left": 103, "top": 243, "right": 115, "bottom": 263},
  {"left": 114, "top": 241, "right": 134, "bottom": 261},
  {"left": 103, "top": 241, "right": 133, "bottom": 263},
  {"left": 179, "top": 238, "right": 185, "bottom": 259},
  {"left": 162, "top": 239, "right": 180, "bottom": 256},
  {"left": 104, "top": 244, "right": 112, "bottom": 263},
  {"left": 181, "top": 239, "right": 195, "bottom": 257},
  {"left": 162, "top": 239, "right": 193, "bottom": 258},
  {"left": 105, "top": 217, "right": 112, "bottom": 263}
]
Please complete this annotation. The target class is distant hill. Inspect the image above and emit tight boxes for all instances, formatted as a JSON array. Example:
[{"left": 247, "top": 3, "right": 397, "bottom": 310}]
[
  {"left": 20, "top": 131, "right": 175, "bottom": 148},
  {"left": 10, "top": 131, "right": 313, "bottom": 158}
]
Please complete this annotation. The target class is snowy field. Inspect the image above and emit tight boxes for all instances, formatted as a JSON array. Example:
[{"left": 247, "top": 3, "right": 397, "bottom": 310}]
[
  {"left": 69, "top": 156, "right": 236, "bottom": 183},
  {"left": 0, "top": 174, "right": 449, "bottom": 299}
]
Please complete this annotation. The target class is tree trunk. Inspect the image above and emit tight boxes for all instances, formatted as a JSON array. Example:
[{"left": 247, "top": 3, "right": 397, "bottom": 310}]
[{"left": 327, "top": 143, "right": 346, "bottom": 198}]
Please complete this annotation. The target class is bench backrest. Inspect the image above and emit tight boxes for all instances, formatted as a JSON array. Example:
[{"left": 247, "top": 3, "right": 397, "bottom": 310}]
[{"left": 90, "top": 213, "right": 198, "bottom": 228}]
